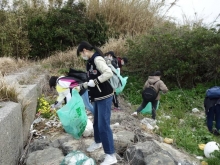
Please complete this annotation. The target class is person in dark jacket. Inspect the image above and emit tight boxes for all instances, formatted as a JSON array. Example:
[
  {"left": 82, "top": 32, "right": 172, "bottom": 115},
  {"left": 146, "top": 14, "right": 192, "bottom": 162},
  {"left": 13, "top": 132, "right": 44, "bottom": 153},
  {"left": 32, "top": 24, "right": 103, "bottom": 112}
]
[
  {"left": 77, "top": 41, "right": 117, "bottom": 165},
  {"left": 204, "top": 97, "right": 220, "bottom": 135},
  {"left": 104, "top": 51, "right": 121, "bottom": 110},
  {"left": 131, "top": 71, "right": 168, "bottom": 120},
  {"left": 117, "top": 57, "right": 128, "bottom": 73}
]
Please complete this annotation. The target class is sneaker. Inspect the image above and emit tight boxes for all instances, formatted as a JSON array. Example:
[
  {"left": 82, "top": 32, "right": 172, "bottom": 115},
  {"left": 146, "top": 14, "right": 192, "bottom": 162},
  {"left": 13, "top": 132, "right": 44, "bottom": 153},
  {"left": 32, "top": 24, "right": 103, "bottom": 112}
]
[
  {"left": 100, "top": 154, "right": 117, "bottom": 165},
  {"left": 113, "top": 107, "right": 121, "bottom": 111},
  {"left": 212, "top": 129, "right": 220, "bottom": 136},
  {"left": 86, "top": 142, "right": 102, "bottom": 152},
  {"left": 131, "top": 112, "right": 137, "bottom": 116}
]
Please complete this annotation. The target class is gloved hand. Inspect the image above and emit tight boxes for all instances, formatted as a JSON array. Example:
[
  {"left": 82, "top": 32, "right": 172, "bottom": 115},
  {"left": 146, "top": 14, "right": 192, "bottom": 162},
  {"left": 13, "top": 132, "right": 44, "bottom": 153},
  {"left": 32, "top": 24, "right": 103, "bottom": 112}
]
[
  {"left": 74, "top": 86, "right": 81, "bottom": 92},
  {"left": 51, "top": 101, "right": 62, "bottom": 109},
  {"left": 87, "top": 80, "right": 95, "bottom": 87}
]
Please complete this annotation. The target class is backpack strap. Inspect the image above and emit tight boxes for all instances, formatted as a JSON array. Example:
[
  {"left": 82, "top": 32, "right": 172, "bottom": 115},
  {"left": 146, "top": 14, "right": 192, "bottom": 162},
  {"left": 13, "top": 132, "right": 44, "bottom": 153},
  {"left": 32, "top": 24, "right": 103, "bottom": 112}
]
[
  {"left": 149, "top": 80, "right": 160, "bottom": 93},
  {"left": 112, "top": 69, "right": 122, "bottom": 86},
  {"left": 149, "top": 80, "right": 160, "bottom": 86}
]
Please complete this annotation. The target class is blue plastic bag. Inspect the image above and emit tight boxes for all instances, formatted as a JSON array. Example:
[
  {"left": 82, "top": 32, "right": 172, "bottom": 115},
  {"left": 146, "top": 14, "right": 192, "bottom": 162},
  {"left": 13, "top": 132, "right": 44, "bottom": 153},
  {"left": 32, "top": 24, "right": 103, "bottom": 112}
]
[
  {"left": 141, "top": 101, "right": 160, "bottom": 114},
  {"left": 57, "top": 89, "right": 87, "bottom": 139}
]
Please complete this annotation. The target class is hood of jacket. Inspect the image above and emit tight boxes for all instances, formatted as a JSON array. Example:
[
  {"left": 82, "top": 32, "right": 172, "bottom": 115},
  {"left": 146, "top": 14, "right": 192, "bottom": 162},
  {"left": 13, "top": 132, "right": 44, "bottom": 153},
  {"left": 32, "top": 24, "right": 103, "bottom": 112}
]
[{"left": 148, "top": 76, "right": 161, "bottom": 85}]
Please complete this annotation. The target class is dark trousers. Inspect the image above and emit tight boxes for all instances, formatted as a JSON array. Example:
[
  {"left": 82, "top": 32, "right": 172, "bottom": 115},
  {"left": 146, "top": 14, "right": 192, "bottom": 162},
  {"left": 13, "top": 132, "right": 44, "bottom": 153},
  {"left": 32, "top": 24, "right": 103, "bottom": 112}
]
[
  {"left": 206, "top": 104, "right": 220, "bottom": 131},
  {"left": 136, "top": 99, "right": 158, "bottom": 119},
  {"left": 112, "top": 92, "right": 119, "bottom": 108}
]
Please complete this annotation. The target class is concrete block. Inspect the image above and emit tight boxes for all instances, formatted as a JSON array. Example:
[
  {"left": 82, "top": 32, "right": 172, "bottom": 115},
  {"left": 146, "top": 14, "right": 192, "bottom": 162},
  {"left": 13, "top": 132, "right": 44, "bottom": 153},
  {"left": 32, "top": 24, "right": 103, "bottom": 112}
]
[
  {"left": 17, "top": 84, "right": 38, "bottom": 144},
  {"left": 0, "top": 102, "right": 23, "bottom": 165}
]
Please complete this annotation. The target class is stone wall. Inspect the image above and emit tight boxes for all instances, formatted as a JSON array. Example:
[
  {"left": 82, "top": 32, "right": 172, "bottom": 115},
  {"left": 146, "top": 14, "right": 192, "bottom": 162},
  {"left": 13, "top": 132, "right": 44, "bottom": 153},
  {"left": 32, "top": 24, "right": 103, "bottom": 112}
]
[{"left": 0, "top": 67, "right": 48, "bottom": 165}]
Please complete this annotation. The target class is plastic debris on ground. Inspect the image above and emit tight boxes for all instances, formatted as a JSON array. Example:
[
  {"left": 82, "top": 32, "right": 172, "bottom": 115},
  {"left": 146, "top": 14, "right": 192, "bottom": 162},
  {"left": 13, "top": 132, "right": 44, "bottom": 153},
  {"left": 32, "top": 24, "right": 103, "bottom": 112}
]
[
  {"left": 60, "top": 150, "right": 96, "bottom": 165},
  {"left": 163, "top": 138, "right": 174, "bottom": 144}
]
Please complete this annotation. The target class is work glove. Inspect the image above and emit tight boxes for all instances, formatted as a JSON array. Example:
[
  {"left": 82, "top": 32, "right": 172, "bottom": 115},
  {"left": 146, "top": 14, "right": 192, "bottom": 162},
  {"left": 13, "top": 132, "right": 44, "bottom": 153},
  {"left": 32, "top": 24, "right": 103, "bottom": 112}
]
[
  {"left": 50, "top": 101, "right": 62, "bottom": 109},
  {"left": 74, "top": 86, "right": 81, "bottom": 92},
  {"left": 87, "top": 80, "right": 95, "bottom": 87}
]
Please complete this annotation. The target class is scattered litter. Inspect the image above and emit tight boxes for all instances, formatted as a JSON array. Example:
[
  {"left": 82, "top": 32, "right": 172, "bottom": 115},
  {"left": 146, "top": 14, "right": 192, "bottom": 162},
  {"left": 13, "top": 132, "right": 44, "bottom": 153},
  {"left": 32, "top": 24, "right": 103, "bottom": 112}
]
[
  {"left": 60, "top": 150, "right": 95, "bottom": 165},
  {"left": 163, "top": 138, "right": 173, "bottom": 144},
  {"left": 140, "top": 118, "right": 157, "bottom": 130},
  {"left": 164, "top": 115, "right": 171, "bottom": 119},
  {"left": 111, "top": 122, "right": 120, "bottom": 129},
  {"left": 196, "top": 156, "right": 203, "bottom": 160},
  {"left": 198, "top": 144, "right": 205, "bottom": 150},
  {"left": 201, "top": 161, "right": 208, "bottom": 165},
  {"left": 204, "top": 141, "right": 220, "bottom": 158},
  {"left": 192, "top": 108, "right": 199, "bottom": 113}
]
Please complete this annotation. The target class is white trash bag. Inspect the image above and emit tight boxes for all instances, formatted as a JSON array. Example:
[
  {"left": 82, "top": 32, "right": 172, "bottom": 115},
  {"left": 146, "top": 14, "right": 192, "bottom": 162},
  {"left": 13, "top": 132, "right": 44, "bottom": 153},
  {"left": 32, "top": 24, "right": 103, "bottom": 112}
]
[{"left": 83, "top": 119, "right": 93, "bottom": 137}]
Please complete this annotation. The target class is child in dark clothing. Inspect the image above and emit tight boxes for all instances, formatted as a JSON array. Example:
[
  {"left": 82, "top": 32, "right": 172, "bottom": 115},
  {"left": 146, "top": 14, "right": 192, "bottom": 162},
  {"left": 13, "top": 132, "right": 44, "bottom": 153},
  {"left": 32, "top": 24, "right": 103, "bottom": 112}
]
[{"left": 204, "top": 97, "right": 220, "bottom": 135}]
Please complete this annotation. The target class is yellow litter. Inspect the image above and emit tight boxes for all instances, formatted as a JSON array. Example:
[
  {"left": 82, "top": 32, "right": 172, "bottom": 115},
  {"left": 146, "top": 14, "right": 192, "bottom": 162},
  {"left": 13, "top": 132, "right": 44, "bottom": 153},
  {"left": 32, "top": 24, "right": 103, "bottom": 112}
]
[
  {"left": 164, "top": 138, "right": 173, "bottom": 144},
  {"left": 198, "top": 144, "right": 206, "bottom": 150},
  {"left": 201, "top": 161, "right": 208, "bottom": 165}
]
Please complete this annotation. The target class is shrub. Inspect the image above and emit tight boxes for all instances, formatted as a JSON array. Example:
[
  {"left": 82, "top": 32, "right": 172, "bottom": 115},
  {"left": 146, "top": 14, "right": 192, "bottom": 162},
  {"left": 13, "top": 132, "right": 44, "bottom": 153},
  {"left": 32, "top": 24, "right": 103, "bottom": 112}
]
[
  {"left": 125, "top": 24, "right": 220, "bottom": 88},
  {"left": 27, "top": 2, "right": 110, "bottom": 59}
]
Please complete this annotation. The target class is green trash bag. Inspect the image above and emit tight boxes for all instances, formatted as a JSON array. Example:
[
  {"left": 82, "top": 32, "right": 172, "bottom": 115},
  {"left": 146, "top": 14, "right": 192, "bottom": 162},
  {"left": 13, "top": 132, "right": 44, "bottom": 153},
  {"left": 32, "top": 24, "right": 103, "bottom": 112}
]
[
  {"left": 60, "top": 150, "right": 96, "bottom": 165},
  {"left": 57, "top": 89, "right": 87, "bottom": 139},
  {"left": 140, "top": 101, "right": 160, "bottom": 114},
  {"left": 115, "top": 72, "right": 128, "bottom": 95}
]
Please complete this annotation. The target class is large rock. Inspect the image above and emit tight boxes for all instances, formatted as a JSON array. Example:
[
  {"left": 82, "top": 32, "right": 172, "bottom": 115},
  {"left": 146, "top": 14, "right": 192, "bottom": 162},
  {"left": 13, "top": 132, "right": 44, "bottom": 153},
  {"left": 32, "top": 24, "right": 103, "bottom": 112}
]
[
  {"left": 113, "top": 130, "right": 135, "bottom": 154},
  {"left": 26, "top": 147, "right": 64, "bottom": 165}
]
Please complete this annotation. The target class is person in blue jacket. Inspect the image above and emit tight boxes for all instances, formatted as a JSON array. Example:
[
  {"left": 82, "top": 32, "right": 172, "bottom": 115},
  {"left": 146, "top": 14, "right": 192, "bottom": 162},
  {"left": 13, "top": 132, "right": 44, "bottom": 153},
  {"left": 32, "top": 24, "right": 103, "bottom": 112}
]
[{"left": 204, "top": 97, "right": 220, "bottom": 135}]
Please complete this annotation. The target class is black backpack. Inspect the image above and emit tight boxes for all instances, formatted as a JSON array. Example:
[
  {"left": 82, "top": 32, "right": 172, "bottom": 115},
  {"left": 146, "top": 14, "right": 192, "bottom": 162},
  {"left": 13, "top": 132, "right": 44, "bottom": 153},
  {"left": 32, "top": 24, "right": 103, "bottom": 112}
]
[{"left": 142, "top": 80, "right": 160, "bottom": 102}]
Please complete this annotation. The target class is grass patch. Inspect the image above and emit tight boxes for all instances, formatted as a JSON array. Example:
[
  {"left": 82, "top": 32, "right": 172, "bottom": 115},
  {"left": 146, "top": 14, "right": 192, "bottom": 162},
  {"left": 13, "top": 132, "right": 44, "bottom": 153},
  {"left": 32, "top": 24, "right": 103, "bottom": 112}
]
[{"left": 0, "top": 78, "right": 19, "bottom": 102}]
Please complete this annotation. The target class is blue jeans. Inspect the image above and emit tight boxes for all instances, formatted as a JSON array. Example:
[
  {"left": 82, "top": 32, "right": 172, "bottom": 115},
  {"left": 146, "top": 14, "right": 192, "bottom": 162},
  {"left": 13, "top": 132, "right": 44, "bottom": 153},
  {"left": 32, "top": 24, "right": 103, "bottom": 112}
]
[
  {"left": 93, "top": 96, "right": 115, "bottom": 154},
  {"left": 206, "top": 104, "right": 220, "bottom": 131},
  {"left": 81, "top": 90, "right": 94, "bottom": 115}
]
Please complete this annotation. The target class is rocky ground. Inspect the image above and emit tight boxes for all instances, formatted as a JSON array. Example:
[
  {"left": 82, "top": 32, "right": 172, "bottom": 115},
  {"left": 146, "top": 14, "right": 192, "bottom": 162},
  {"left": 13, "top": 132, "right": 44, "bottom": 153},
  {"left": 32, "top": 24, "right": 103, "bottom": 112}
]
[{"left": 23, "top": 96, "right": 201, "bottom": 165}]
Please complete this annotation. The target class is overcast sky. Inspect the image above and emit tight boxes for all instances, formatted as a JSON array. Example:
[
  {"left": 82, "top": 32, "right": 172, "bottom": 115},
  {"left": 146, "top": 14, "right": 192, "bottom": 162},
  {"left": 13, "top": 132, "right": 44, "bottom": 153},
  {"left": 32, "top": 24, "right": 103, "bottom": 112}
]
[{"left": 164, "top": 0, "right": 220, "bottom": 26}]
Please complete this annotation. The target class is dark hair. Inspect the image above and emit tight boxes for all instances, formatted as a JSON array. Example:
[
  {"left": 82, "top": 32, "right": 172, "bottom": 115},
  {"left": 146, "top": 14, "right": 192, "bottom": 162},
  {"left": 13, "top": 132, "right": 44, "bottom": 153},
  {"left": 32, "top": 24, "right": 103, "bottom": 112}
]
[
  {"left": 104, "top": 51, "right": 116, "bottom": 58},
  {"left": 77, "top": 41, "right": 104, "bottom": 57},
  {"left": 122, "top": 57, "right": 128, "bottom": 64},
  {"left": 49, "top": 76, "right": 58, "bottom": 88},
  {"left": 154, "top": 71, "right": 161, "bottom": 76}
]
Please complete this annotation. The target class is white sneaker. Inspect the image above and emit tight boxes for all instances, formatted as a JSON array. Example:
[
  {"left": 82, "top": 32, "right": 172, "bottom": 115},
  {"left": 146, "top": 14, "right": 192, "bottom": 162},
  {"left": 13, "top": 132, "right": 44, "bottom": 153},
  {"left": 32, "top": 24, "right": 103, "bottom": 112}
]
[
  {"left": 86, "top": 142, "right": 102, "bottom": 152},
  {"left": 100, "top": 154, "right": 117, "bottom": 165},
  {"left": 131, "top": 112, "right": 137, "bottom": 116}
]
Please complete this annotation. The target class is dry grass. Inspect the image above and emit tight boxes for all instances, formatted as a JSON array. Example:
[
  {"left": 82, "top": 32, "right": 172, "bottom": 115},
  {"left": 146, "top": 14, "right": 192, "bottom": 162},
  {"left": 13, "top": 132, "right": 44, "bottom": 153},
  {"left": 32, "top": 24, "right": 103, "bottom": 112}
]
[
  {"left": 41, "top": 48, "right": 86, "bottom": 75},
  {"left": 100, "top": 37, "right": 128, "bottom": 56},
  {"left": 41, "top": 37, "right": 129, "bottom": 73},
  {"left": 80, "top": 0, "right": 168, "bottom": 35},
  {"left": 0, "top": 77, "right": 19, "bottom": 102},
  {"left": 0, "top": 57, "right": 32, "bottom": 76}
]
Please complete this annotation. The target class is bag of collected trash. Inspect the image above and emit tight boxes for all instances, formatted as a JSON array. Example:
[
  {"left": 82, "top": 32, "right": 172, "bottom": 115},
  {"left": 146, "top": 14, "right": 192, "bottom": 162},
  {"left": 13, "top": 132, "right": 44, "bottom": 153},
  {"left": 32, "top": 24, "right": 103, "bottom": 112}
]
[
  {"left": 83, "top": 118, "right": 93, "bottom": 137},
  {"left": 57, "top": 89, "right": 87, "bottom": 139},
  {"left": 141, "top": 101, "right": 160, "bottom": 114},
  {"left": 115, "top": 74, "right": 128, "bottom": 95},
  {"left": 60, "top": 150, "right": 96, "bottom": 165}
]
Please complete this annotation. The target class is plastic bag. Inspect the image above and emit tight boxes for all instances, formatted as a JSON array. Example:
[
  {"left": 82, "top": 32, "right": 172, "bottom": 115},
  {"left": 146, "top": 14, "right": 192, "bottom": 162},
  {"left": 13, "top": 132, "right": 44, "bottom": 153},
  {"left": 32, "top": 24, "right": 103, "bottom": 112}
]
[
  {"left": 83, "top": 118, "right": 93, "bottom": 137},
  {"left": 115, "top": 71, "right": 128, "bottom": 95},
  {"left": 140, "top": 101, "right": 160, "bottom": 114},
  {"left": 60, "top": 150, "right": 96, "bottom": 165},
  {"left": 57, "top": 89, "right": 87, "bottom": 139}
]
